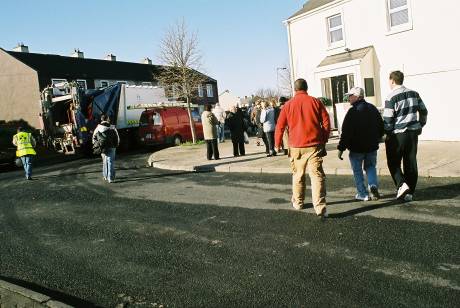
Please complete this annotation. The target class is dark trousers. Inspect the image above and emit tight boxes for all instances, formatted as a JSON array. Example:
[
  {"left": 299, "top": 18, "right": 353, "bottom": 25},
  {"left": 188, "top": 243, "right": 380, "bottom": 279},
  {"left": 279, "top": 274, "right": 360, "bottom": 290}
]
[
  {"left": 232, "top": 141, "right": 245, "bottom": 157},
  {"left": 206, "top": 139, "right": 219, "bottom": 160},
  {"left": 265, "top": 131, "right": 275, "bottom": 155},
  {"left": 385, "top": 130, "right": 418, "bottom": 194}
]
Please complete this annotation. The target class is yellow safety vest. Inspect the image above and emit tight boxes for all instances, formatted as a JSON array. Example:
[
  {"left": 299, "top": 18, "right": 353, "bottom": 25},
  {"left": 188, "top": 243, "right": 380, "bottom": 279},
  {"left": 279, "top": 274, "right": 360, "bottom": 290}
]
[{"left": 14, "top": 132, "right": 36, "bottom": 157}]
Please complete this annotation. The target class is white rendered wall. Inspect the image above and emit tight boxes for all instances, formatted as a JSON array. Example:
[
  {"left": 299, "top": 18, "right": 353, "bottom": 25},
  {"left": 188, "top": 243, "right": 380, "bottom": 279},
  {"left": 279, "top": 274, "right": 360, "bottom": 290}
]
[{"left": 287, "top": 0, "right": 460, "bottom": 140}]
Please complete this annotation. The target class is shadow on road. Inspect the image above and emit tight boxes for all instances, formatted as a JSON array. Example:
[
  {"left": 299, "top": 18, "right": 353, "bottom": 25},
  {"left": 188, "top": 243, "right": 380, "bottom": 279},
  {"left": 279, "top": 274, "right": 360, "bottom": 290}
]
[
  {"left": 329, "top": 199, "right": 402, "bottom": 218},
  {"left": 415, "top": 182, "right": 460, "bottom": 201},
  {"left": 114, "top": 170, "right": 193, "bottom": 183},
  {"left": 195, "top": 154, "right": 268, "bottom": 171}
]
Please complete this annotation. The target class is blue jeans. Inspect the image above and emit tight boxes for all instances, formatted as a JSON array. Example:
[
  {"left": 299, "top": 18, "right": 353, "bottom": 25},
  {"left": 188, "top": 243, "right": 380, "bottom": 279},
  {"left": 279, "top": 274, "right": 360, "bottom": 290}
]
[
  {"left": 20, "top": 155, "right": 33, "bottom": 179},
  {"left": 349, "top": 151, "right": 378, "bottom": 197},
  {"left": 102, "top": 148, "right": 116, "bottom": 181},
  {"left": 217, "top": 123, "right": 225, "bottom": 142}
]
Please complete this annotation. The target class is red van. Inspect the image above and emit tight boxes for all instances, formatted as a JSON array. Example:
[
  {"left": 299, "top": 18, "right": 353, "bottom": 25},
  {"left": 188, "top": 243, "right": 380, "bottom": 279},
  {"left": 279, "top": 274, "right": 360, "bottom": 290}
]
[{"left": 139, "top": 107, "right": 204, "bottom": 146}]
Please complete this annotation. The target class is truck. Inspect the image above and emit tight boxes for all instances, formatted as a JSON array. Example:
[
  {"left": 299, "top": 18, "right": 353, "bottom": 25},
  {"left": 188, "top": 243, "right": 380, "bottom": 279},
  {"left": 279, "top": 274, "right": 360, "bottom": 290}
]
[{"left": 39, "top": 82, "right": 174, "bottom": 154}]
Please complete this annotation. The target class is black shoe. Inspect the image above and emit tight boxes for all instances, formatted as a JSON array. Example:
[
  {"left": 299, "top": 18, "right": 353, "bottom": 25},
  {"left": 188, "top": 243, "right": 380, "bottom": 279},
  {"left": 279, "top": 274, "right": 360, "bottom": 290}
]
[
  {"left": 266, "top": 154, "right": 272, "bottom": 157},
  {"left": 26, "top": 176, "right": 33, "bottom": 180},
  {"left": 214, "top": 157, "right": 220, "bottom": 160}
]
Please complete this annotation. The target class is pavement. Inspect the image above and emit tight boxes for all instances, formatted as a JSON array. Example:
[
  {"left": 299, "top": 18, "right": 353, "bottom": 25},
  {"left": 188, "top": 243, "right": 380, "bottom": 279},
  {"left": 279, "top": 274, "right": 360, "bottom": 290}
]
[
  {"left": 0, "top": 279, "right": 72, "bottom": 307},
  {"left": 148, "top": 136, "right": 460, "bottom": 177}
]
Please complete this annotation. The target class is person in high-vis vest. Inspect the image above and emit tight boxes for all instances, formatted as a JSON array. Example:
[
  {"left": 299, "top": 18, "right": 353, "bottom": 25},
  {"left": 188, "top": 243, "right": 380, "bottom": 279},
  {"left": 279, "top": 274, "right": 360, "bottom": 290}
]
[{"left": 12, "top": 127, "right": 37, "bottom": 180}]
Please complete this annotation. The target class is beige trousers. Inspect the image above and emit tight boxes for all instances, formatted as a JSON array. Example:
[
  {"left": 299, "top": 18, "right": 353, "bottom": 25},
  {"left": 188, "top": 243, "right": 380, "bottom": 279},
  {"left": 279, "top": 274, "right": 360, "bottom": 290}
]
[{"left": 289, "top": 145, "right": 327, "bottom": 215}]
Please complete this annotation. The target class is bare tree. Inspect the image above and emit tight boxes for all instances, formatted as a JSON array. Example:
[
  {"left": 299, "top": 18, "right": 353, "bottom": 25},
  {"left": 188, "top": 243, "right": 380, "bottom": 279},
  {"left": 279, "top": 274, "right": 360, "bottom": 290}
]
[
  {"left": 254, "top": 88, "right": 280, "bottom": 102},
  {"left": 156, "top": 19, "right": 207, "bottom": 144}
]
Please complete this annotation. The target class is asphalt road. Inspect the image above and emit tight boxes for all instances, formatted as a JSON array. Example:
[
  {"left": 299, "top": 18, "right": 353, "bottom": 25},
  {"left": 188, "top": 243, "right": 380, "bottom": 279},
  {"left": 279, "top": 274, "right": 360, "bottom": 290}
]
[{"left": 0, "top": 151, "right": 459, "bottom": 307}]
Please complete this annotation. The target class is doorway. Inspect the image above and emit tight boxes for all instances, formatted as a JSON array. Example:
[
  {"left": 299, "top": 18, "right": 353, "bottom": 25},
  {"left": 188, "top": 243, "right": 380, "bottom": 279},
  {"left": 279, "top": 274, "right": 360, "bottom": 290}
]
[{"left": 331, "top": 74, "right": 348, "bottom": 104}]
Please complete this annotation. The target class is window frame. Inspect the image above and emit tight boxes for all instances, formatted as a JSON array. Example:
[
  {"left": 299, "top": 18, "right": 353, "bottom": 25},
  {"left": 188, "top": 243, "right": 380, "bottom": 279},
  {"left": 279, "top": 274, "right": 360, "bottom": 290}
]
[
  {"left": 76, "top": 79, "right": 87, "bottom": 90},
  {"left": 385, "top": 0, "right": 413, "bottom": 35},
  {"left": 326, "top": 12, "right": 346, "bottom": 49},
  {"left": 99, "top": 80, "right": 109, "bottom": 88},
  {"left": 51, "top": 78, "right": 67, "bottom": 86},
  {"left": 198, "top": 84, "right": 204, "bottom": 97},
  {"left": 206, "top": 84, "right": 213, "bottom": 97}
]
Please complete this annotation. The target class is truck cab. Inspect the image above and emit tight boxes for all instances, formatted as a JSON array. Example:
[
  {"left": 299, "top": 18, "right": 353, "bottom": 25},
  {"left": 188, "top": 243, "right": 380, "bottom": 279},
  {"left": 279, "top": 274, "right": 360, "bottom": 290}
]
[{"left": 139, "top": 107, "right": 203, "bottom": 146}]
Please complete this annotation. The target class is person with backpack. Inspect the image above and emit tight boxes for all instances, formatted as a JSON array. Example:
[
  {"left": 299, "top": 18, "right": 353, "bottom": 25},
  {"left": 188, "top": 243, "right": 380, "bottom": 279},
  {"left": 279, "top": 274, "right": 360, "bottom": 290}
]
[{"left": 92, "top": 114, "right": 120, "bottom": 183}]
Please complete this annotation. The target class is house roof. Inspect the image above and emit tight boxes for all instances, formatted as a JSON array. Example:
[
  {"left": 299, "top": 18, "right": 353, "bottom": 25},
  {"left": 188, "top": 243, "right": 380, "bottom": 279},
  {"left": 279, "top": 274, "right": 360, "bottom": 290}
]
[
  {"left": 288, "top": 0, "right": 336, "bottom": 20},
  {"left": 3, "top": 49, "right": 216, "bottom": 82},
  {"left": 317, "top": 46, "right": 372, "bottom": 67}
]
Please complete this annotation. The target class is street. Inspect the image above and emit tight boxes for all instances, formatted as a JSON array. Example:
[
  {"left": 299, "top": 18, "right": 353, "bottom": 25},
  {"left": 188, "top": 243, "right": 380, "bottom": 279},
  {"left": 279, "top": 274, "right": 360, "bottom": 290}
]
[{"left": 0, "top": 152, "right": 459, "bottom": 307}]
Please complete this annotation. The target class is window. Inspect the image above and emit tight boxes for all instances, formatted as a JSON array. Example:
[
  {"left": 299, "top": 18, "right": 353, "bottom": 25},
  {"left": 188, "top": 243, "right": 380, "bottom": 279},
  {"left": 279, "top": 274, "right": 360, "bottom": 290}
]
[
  {"left": 327, "top": 14, "right": 344, "bottom": 46},
  {"left": 198, "top": 85, "right": 204, "bottom": 97},
  {"left": 76, "top": 79, "right": 87, "bottom": 90},
  {"left": 100, "top": 80, "right": 109, "bottom": 88},
  {"left": 152, "top": 112, "right": 162, "bottom": 126},
  {"left": 206, "top": 84, "right": 213, "bottom": 97},
  {"left": 51, "top": 79, "right": 68, "bottom": 96},
  {"left": 51, "top": 78, "right": 67, "bottom": 86},
  {"left": 142, "top": 82, "right": 152, "bottom": 87},
  {"left": 364, "top": 78, "right": 375, "bottom": 96},
  {"left": 386, "top": 0, "right": 412, "bottom": 33}
]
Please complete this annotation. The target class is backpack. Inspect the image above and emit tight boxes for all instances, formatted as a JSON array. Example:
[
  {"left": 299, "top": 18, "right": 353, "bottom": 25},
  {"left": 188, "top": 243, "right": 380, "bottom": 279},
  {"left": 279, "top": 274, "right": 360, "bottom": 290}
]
[{"left": 93, "top": 129, "right": 118, "bottom": 154}]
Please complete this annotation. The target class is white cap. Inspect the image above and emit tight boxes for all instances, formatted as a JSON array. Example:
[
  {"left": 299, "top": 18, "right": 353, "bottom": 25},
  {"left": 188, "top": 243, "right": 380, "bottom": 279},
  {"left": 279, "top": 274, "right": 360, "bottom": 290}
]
[{"left": 346, "top": 87, "right": 364, "bottom": 97}]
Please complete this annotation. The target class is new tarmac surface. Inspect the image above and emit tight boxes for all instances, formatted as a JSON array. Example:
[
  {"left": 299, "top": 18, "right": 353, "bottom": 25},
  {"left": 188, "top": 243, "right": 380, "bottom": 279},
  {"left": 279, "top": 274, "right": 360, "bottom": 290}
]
[{"left": 0, "top": 143, "right": 459, "bottom": 307}]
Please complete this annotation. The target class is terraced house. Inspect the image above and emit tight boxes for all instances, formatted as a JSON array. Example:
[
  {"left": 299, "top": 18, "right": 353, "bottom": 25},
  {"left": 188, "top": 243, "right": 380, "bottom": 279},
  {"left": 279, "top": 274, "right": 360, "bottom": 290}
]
[
  {"left": 0, "top": 45, "right": 218, "bottom": 128},
  {"left": 285, "top": 0, "right": 460, "bottom": 141}
]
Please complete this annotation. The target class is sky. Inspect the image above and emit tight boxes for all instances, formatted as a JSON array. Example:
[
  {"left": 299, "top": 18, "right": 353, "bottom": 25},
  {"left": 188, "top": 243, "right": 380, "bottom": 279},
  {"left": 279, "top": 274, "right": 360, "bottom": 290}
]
[{"left": 0, "top": 0, "right": 305, "bottom": 97}]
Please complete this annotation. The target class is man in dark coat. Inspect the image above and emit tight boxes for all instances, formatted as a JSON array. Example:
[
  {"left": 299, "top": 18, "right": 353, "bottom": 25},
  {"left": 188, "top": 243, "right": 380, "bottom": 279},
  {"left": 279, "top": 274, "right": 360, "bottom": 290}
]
[{"left": 226, "top": 106, "right": 246, "bottom": 157}]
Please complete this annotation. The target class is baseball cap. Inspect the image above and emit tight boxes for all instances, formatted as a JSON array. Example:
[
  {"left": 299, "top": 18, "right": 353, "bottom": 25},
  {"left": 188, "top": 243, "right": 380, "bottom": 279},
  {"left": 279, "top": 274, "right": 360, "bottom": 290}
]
[{"left": 346, "top": 87, "right": 364, "bottom": 97}]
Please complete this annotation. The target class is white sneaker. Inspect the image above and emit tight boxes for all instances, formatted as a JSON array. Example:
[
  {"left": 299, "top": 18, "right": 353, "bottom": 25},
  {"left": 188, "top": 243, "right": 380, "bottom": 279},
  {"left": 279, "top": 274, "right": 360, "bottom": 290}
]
[
  {"left": 355, "top": 194, "right": 369, "bottom": 201},
  {"left": 404, "top": 194, "right": 413, "bottom": 202},
  {"left": 396, "top": 183, "right": 410, "bottom": 200}
]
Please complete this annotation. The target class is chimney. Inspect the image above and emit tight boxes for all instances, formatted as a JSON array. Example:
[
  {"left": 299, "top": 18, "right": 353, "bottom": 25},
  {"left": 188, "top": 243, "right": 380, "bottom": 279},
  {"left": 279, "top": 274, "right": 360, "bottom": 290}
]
[
  {"left": 13, "top": 43, "right": 29, "bottom": 53},
  {"left": 105, "top": 53, "right": 116, "bottom": 61},
  {"left": 143, "top": 57, "right": 152, "bottom": 65},
  {"left": 71, "top": 48, "right": 84, "bottom": 58}
]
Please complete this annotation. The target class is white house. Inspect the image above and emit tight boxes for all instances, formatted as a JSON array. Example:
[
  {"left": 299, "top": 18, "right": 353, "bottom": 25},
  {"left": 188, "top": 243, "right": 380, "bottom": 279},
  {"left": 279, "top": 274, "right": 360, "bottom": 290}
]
[
  {"left": 285, "top": 0, "right": 460, "bottom": 141},
  {"left": 218, "top": 90, "right": 241, "bottom": 111}
]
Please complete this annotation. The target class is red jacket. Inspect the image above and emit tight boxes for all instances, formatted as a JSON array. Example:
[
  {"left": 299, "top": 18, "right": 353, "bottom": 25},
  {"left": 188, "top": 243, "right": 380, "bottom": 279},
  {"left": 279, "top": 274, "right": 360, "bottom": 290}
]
[{"left": 275, "top": 91, "right": 330, "bottom": 148}]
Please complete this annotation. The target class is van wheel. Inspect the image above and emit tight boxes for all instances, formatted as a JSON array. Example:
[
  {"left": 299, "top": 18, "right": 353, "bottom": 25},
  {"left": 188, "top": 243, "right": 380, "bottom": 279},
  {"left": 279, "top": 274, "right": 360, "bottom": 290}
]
[{"left": 173, "top": 135, "right": 182, "bottom": 146}]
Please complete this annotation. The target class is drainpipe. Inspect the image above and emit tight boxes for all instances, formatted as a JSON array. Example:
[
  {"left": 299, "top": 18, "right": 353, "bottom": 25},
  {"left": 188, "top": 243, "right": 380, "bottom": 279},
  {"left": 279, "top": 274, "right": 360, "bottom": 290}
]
[{"left": 284, "top": 19, "right": 295, "bottom": 95}]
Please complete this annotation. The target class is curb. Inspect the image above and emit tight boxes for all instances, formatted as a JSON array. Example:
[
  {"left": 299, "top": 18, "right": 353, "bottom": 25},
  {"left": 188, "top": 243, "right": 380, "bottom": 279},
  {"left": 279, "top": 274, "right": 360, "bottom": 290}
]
[
  {"left": 0, "top": 280, "right": 73, "bottom": 308},
  {"left": 150, "top": 161, "right": 437, "bottom": 177}
]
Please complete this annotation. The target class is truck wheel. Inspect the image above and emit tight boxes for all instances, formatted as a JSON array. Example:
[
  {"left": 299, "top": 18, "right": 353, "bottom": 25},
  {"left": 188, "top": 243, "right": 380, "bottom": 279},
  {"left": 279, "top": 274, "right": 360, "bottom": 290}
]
[{"left": 173, "top": 135, "right": 182, "bottom": 146}]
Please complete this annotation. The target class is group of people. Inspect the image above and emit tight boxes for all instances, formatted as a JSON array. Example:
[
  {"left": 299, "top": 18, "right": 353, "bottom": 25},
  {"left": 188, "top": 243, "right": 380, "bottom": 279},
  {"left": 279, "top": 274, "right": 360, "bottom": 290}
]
[
  {"left": 201, "top": 104, "right": 248, "bottom": 160},
  {"left": 13, "top": 71, "right": 427, "bottom": 219},
  {"left": 274, "top": 71, "right": 427, "bottom": 219}
]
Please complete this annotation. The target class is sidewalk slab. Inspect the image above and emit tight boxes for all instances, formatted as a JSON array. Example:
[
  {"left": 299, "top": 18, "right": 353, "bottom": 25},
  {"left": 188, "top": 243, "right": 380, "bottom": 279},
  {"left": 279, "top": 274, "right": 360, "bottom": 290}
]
[
  {"left": 0, "top": 279, "right": 72, "bottom": 307},
  {"left": 148, "top": 137, "right": 460, "bottom": 178}
]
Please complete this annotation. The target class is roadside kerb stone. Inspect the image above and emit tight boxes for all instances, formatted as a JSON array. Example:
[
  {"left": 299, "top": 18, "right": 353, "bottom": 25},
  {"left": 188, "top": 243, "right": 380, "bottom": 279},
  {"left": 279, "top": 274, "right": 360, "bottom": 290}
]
[
  {"left": 0, "top": 280, "right": 72, "bottom": 308},
  {"left": 148, "top": 138, "right": 460, "bottom": 178}
]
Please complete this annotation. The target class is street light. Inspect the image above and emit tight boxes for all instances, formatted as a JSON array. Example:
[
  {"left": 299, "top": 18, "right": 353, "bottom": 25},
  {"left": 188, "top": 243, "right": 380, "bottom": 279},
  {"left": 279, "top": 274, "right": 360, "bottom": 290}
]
[{"left": 276, "top": 67, "right": 287, "bottom": 96}]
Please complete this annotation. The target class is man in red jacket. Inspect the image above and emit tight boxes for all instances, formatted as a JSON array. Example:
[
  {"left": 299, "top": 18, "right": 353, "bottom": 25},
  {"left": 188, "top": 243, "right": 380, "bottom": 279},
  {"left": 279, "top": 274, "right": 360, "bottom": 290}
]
[{"left": 275, "top": 79, "right": 331, "bottom": 218}]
